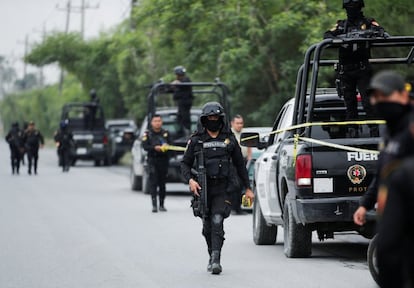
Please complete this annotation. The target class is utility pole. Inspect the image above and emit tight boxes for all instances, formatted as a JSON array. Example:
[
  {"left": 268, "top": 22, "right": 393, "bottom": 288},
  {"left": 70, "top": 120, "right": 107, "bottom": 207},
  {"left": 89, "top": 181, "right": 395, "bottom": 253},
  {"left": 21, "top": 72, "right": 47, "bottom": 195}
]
[
  {"left": 17, "top": 35, "right": 29, "bottom": 90},
  {"left": 56, "top": 0, "right": 73, "bottom": 96},
  {"left": 80, "top": 0, "right": 99, "bottom": 39}
]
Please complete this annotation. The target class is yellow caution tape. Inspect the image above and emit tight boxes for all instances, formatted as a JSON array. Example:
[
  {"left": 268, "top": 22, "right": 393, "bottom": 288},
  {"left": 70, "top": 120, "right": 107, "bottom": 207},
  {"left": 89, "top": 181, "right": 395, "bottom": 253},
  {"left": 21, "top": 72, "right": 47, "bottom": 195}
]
[
  {"left": 293, "top": 134, "right": 299, "bottom": 166},
  {"left": 298, "top": 137, "right": 380, "bottom": 154},
  {"left": 160, "top": 145, "right": 186, "bottom": 152},
  {"left": 241, "top": 120, "right": 385, "bottom": 142}
]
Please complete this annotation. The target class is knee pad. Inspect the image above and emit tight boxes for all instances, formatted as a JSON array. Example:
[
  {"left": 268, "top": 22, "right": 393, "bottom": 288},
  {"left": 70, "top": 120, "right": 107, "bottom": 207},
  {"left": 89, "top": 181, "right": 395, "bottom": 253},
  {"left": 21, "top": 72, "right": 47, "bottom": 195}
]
[{"left": 211, "top": 214, "right": 224, "bottom": 226}]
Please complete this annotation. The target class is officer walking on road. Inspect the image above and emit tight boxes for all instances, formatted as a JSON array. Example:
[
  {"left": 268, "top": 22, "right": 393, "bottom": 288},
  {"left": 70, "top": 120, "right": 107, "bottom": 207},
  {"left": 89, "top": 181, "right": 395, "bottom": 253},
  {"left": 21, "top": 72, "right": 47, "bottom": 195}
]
[
  {"left": 353, "top": 71, "right": 414, "bottom": 226},
  {"left": 171, "top": 66, "right": 193, "bottom": 137},
  {"left": 324, "top": 0, "right": 387, "bottom": 137},
  {"left": 181, "top": 102, "right": 254, "bottom": 275},
  {"left": 54, "top": 120, "right": 74, "bottom": 172},
  {"left": 142, "top": 114, "right": 171, "bottom": 213},
  {"left": 23, "top": 121, "right": 44, "bottom": 175},
  {"left": 5, "top": 122, "right": 24, "bottom": 175}
]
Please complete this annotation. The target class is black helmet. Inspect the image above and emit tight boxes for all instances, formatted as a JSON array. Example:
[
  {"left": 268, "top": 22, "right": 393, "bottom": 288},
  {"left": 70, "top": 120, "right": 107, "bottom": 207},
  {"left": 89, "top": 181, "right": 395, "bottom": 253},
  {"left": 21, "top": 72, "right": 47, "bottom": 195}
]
[
  {"left": 174, "top": 66, "right": 186, "bottom": 76},
  {"left": 201, "top": 102, "right": 224, "bottom": 117},
  {"left": 89, "top": 89, "right": 97, "bottom": 97},
  {"left": 12, "top": 122, "right": 19, "bottom": 128},
  {"left": 200, "top": 102, "right": 225, "bottom": 126},
  {"left": 343, "top": 0, "right": 364, "bottom": 8}
]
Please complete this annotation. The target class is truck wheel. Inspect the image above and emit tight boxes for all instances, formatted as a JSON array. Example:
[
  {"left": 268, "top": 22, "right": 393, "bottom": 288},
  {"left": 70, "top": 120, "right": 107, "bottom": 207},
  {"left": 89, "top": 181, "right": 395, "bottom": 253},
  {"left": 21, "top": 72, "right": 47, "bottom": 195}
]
[
  {"left": 130, "top": 166, "right": 142, "bottom": 191},
  {"left": 253, "top": 197, "right": 277, "bottom": 245},
  {"left": 283, "top": 200, "right": 312, "bottom": 258},
  {"left": 367, "top": 234, "right": 380, "bottom": 285},
  {"left": 104, "top": 156, "right": 112, "bottom": 166}
]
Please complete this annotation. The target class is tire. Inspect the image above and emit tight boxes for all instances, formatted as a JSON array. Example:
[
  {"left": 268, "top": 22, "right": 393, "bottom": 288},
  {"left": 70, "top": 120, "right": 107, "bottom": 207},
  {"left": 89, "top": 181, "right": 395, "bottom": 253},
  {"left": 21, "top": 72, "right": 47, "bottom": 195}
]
[
  {"left": 283, "top": 199, "right": 312, "bottom": 258},
  {"left": 367, "top": 234, "right": 380, "bottom": 286},
  {"left": 104, "top": 156, "right": 112, "bottom": 166},
  {"left": 130, "top": 166, "right": 142, "bottom": 191},
  {"left": 253, "top": 197, "right": 277, "bottom": 245}
]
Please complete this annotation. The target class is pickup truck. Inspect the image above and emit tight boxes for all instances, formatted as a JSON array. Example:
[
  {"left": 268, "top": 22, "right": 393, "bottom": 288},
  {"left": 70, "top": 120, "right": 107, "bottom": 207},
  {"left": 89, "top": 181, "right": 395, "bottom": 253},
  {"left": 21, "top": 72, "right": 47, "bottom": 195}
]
[
  {"left": 243, "top": 92, "right": 384, "bottom": 258},
  {"left": 61, "top": 102, "right": 112, "bottom": 166},
  {"left": 240, "top": 35, "right": 414, "bottom": 258}
]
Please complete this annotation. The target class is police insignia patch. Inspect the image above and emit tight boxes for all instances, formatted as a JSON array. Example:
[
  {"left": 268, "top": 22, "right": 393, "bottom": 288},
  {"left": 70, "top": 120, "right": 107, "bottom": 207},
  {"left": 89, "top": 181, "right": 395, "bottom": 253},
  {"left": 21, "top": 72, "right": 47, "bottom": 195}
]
[
  {"left": 224, "top": 138, "right": 230, "bottom": 145},
  {"left": 163, "top": 132, "right": 168, "bottom": 138},
  {"left": 347, "top": 164, "right": 367, "bottom": 185},
  {"left": 142, "top": 136, "right": 147, "bottom": 141},
  {"left": 361, "top": 24, "right": 367, "bottom": 30}
]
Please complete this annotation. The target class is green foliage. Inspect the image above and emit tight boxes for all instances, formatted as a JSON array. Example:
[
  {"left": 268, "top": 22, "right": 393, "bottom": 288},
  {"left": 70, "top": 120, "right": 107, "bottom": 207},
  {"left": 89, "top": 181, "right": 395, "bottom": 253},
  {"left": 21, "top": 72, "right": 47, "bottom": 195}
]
[{"left": 2, "top": 0, "right": 414, "bottom": 130}]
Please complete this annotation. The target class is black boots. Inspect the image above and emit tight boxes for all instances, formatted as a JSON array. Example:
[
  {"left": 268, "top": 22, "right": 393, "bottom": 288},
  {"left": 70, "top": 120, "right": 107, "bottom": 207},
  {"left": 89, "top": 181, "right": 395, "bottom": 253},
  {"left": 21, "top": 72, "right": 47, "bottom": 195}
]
[
  {"left": 207, "top": 249, "right": 212, "bottom": 272},
  {"left": 152, "top": 198, "right": 158, "bottom": 213},
  {"left": 211, "top": 250, "right": 222, "bottom": 275},
  {"left": 159, "top": 199, "right": 167, "bottom": 212}
]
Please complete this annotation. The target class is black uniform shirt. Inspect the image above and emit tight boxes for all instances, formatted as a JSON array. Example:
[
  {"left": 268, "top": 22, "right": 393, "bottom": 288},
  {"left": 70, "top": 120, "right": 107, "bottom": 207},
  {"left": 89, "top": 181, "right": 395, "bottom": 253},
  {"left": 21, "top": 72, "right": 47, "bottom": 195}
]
[
  {"left": 360, "top": 107, "right": 414, "bottom": 209},
  {"left": 324, "top": 17, "right": 384, "bottom": 64},
  {"left": 5, "top": 127, "right": 23, "bottom": 148},
  {"left": 23, "top": 129, "right": 44, "bottom": 149},
  {"left": 181, "top": 130, "right": 251, "bottom": 189},
  {"left": 142, "top": 128, "right": 171, "bottom": 158},
  {"left": 173, "top": 76, "right": 193, "bottom": 104}
]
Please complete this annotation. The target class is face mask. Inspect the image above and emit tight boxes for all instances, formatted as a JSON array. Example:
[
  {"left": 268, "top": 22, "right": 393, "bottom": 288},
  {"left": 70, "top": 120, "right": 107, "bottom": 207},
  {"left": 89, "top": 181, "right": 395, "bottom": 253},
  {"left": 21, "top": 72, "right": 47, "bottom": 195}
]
[
  {"left": 375, "top": 102, "right": 409, "bottom": 125},
  {"left": 345, "top": 6, "right": 362, "bottom": 20},
  {"left": 205, "top": 119, "right": 222, "bottom": 132}
]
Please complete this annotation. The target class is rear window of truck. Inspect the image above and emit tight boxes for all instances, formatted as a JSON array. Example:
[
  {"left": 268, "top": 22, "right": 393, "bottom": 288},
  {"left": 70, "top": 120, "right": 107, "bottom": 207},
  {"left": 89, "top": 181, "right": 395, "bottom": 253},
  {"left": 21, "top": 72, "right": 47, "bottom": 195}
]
[{"left": 308, "top": 101, "right": 386, "bottom": 140}]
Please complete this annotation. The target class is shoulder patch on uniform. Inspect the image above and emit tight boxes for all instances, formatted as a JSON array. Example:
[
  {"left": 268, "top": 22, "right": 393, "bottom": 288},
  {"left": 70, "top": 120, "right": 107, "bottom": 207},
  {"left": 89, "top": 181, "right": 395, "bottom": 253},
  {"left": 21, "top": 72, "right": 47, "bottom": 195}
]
[
  {"left": 371, "top": 21, "right": 379, "bottom": 27},
  {"left": 163, "top": 132, "right": 168, "bottom": 138},
  {"left": 224, "top": 138, "right": 230, "bottom": 145}
]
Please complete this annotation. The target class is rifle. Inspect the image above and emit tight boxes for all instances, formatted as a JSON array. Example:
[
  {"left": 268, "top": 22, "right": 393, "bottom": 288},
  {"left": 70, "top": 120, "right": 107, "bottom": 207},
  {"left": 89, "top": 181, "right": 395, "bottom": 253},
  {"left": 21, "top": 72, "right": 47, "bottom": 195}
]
[
  {"left": 338, "top": 27, "right": 388, "bottom": 39},
  {"left": 191, "top": 140, "right": 208, "bottom": 219}
]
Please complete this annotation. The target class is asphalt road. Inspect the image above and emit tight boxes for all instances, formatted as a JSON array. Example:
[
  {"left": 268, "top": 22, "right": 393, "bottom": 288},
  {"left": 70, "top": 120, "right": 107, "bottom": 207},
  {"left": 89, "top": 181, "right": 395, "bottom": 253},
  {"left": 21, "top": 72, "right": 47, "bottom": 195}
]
[{"left": 0, "top": 141, "right": 377, "bottom": 288}]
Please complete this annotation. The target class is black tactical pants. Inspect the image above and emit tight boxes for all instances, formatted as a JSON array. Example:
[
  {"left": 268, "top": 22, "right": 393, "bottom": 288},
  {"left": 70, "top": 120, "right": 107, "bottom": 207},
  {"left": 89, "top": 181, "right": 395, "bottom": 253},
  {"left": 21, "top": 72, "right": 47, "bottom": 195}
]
[
  {"left": 59, "top": 148, "right": 71, "bottom": 171},
  {"left": 27, "top": 147, "right": 39, "bottom": 174},
  {"left": 337, "top": 64, "right": 373, "bottom": 120},
  {"left": 202, "top": 180, "right": 232, "bottom": 253},
  {"left": 177, "top": 100, "right": 192, "bottom": 131},
  {"left": 148, "top": 158, "right": 169, "bottom": 205},
  {"left": 9, "top": 146, "right": 21, "bottom": 174}
]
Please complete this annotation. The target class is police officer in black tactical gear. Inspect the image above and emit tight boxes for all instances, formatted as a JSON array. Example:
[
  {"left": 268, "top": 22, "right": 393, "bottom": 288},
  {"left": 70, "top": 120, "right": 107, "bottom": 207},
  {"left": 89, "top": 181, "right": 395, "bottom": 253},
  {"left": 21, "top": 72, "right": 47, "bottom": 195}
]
[
  {"left": 171, "top": 66, "right": 193, "bottom": 136},
  {"left": 54, "top": 120, "right": 74, "bottom": 172},
  {"left": 324, "top": 0, "right": 387, "bottom": 137},
  {"left": 23, "top": 121, "right": 44, "bottom": 175},
  {"left": 5, "top": 122, "right": 24, "bottom": 175},
  {"left": 352, "top": 72, "right": 414, "bottom": 288},
  {"left": 142, "top": 114, "right": 171, "bottom": 213},
  {"left": 376, "top": 154, "right": 414, "bottom": 288},
  {"left": 181, "top": 102, "right": 254, "bottom": 275},
  {"left": 353, "top": 71, "right": 414, "bottom": 226}
]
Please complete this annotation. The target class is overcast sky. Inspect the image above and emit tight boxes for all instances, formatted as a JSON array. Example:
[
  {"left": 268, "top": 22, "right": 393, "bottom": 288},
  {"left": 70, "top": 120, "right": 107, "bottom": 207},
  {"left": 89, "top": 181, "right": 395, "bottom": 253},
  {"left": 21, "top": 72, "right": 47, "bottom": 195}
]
[{"left": 0, "top": 0, "right": 129, "bottom": 83}]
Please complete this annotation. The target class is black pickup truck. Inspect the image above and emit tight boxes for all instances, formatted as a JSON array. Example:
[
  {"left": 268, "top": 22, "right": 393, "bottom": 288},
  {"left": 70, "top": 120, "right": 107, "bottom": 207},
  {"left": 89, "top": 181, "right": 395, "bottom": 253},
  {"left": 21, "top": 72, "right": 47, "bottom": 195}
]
[
  {"left": 242, "top": 36, "right": 414, "bottom": 258},
  {"left": 61, "top": 102, "right": 112, "bottom": 166}
]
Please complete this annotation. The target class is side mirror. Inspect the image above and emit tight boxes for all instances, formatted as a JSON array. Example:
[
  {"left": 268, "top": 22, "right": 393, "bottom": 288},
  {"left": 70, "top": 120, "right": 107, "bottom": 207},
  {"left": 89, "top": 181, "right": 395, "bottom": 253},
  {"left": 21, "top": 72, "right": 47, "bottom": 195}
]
[{"left": 240, "top": 132, "right": 260, "bottom": 147}]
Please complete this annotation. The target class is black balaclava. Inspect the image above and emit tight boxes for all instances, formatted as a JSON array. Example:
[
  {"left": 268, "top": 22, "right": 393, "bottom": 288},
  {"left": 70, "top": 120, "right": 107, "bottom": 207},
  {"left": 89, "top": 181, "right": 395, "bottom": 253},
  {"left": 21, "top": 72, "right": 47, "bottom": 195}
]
[
  {"left": 345, "top": 4, "right": 363, "bottom": 22},
  {"left": 203, "top": 117, "right": 223, "bottom": 132}
]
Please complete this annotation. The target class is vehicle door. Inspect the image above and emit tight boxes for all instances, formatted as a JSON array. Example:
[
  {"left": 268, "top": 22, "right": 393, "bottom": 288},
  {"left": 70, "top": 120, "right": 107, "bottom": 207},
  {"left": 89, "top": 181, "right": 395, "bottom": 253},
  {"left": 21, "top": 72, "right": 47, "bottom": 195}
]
[{"left": 255, "top": 103, "right": 292, "bottom": 219}]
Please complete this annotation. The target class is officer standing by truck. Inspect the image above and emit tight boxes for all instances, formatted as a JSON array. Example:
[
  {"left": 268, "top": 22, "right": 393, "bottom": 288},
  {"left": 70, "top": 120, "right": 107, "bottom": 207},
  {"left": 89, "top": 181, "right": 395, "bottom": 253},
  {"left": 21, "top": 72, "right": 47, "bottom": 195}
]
[
  {"left": 353, "top": 71, "right": 414, "bottom": 226},
  {"left": 324, "top": 0, "right": 387, "bottom": 137},
  {"left": 23, "top": 121, "right": 44, "bottom": 175},
  {"left": 171, "top": 66, "right": 193, "bottom": 136},
  {"left": 181, "top": 102, "right": 254, "bottom": 275},
  {"left": 142, "top": 114, "right": 171, "bottom": 213},
  {"left": 5, "top": 122, "right": 24, "bottom": 175},
  {"left": 54, "top": 120, "right": 74, "bottom": 172}
]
